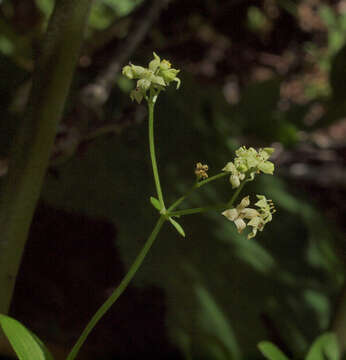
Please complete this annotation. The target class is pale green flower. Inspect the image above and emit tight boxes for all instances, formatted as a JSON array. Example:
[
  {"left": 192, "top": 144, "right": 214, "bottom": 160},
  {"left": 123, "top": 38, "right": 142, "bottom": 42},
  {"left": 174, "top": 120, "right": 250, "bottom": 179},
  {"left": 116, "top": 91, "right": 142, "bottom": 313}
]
[
  {"left": 222, "top": 161, "right": 245, "bottom": 188},
  {"left": 235, "top": 146, "right": 274, "bottom": 175},
  {"left": 255, "top": 195, "right": 275, "bottom": 223},
  {"left": 222, "top": 196, "right": 259, "bottom": 234},
  {"left": 122, "top": 52, "right": 181, "bottom": 103},
  {"left": 247, "top": 195, "right": 275, "bottom": 239},
  {"left": 149, "top": 52, "right": 161, "bottom": 71},
  {"left": 222, "top": 195, "right": 275, "bottom": 239},
  {"left": 247, "top": 216, "right": 264, "bottom": 239},
  {"left": 223, "top": 146, "right": 275, "bottom": 187}
]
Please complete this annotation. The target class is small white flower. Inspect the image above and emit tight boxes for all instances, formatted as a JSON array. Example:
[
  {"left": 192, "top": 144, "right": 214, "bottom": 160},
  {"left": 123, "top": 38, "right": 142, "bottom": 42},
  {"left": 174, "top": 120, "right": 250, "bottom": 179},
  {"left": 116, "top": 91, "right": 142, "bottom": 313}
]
[
  {"left": 222, "top": 196, "right": 259, "bottom": 234},
  {"left": 122, "top": 52, "right": 181, "bottom": 103},
  {"left": 222, "top": 195, "right": 275, "bottom": 239},
  {"left": 223, "top": 147, "right": 275, "bottom": 187}
]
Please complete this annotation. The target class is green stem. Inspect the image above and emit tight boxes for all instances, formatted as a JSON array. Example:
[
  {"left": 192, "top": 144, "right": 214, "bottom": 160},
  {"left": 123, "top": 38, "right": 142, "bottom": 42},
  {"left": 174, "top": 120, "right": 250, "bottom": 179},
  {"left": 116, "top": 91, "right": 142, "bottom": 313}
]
[
  {"left": 168, "top": 172, "right": 228, "bottom": 212},
  {"left": 227, "top": 179, "right": 248, "bottom": 207},
  {"left": 197, "top": 172, "right": 228, "bottom": 187},
  {"left": 148, "top": 97, "right": 165, "bottom": 209},
  {"left": 169, "top": 203, "right": 228, "bottom": 217},
  {"left": 0, "top": 0, "right": 92, "bottom": 315},
  {"left": 66, "top": 216, "right": 166, "bottom": 360},
  {"left": 169, "top": 177, "right": 249, "bottom": 217}
]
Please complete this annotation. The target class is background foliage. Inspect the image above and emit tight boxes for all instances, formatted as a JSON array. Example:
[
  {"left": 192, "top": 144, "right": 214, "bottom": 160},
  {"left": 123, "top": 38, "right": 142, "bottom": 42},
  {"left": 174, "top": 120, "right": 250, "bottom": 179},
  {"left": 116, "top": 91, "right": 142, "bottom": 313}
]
[{"left": 0, "top": 0, "right": 345, "bottom": 359}]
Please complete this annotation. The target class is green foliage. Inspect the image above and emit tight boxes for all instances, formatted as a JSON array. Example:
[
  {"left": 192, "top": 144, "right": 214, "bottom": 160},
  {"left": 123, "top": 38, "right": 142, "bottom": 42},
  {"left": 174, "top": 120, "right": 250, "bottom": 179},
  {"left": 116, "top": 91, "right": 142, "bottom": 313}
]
[
  {"left": 169, "top": 217, "right": 186, "bottom": 237},
  {"left": 39, "top": 74, "right": 342, "bottom": 358},
  {"left": 35, "top": 0, "right": 144, "bottom": 31},
  {"left": 258, "top": 342, "right": 290, "bottom": 360},
  {"left": 150, "top": 196, "right": 162, "bottom": 210},
  {"left": 0, "top": 314, "right": 53, "bottom": 360},
  {"left": 1, "top": 1, "right": 345, "bottom": 359},
  {"left": 258, "top": 332, "right": 340, "bottom": 360},
  {"left": 305, "top": 333, "right": 340, "bottom": 360},
  {"left": 247, "top": 6, "right": 269, "bottom": 33}
]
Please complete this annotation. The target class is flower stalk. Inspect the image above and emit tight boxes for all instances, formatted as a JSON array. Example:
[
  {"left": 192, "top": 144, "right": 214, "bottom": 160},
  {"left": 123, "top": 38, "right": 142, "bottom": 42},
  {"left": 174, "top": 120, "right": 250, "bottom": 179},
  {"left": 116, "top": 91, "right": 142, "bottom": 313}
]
[
  {"left": 65, "top": 53, "right": 277, "bottom": 359},
  {"left": 148, "top": 96, "right": 165, "bottom": 209}
]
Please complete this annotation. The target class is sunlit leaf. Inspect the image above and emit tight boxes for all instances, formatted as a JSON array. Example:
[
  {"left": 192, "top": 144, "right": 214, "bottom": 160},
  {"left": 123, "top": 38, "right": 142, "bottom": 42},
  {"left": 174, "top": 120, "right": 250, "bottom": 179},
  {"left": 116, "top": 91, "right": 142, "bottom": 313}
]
[
  {"left": 305, "top": 332, "right": 339, "bottom": 360},
  {"left": 35, "top": 0, "right": 54, "bottom": 17},
  {"left": 258, "top": 341, "right": 290, "bottom": 360},
  {"left": 0, "top": 314, "right": 53, "bottom": 360},
  {"left": 195, "top": 284, "right": 241, "bottom": 360}
]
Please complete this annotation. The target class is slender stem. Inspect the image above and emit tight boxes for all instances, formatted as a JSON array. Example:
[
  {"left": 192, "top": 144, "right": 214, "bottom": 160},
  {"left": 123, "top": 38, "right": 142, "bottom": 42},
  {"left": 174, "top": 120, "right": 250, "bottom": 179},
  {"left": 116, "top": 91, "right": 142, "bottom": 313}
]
[
  {"left": 0, "top": 0, "right": 92, "bottom": 315},
  {"left": 148, "top": 98, "right": 165, "bottom": 209},
  {"left": 66, "top": 216, "right": 166, "bottom": 360},
  {"left": 197, "top": 172, "right": 228, "bottom": 188},
  {"left": 169, "top": 203, "right": 228, "bottom": 217},
  {"left": 169, "top": 177, "right": 249, "bottom": 217},
  {"left": 168, "top": 172, "right": 228, "bottom": 212},
  {"left": 227, "top": 179, "right": 248, "bottom": 207},
  {"left": 168, "top": 185, "right": 197, "bottom": 212}
]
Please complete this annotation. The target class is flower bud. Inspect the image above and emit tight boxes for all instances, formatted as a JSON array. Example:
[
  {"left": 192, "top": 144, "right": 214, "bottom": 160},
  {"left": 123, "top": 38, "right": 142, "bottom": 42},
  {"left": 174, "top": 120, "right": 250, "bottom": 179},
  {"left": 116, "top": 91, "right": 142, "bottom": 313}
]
[
  {"left": 122, "top": 65, "right": 134, "bottom": 79},
  {"left": 161, "top": 69, "right": 180, "bottom": 83},
  {"left": 137, "top": 78, "right": 151, "bottom": 91},
  {"left": 130, "top": 89, "right": 144, "bottom": 104},
  {"left": 149, "top": 52, "right": 161, "bottom": 71},
  {"left": 130, "top": 64, "right": 146, "bottom": 78},
  {"left": 258, "top": 161, "right": 274, "bottom": 174},
  {"left": 230, "top": 174, "right": 240, "bottom": 188},
  {"left": 160, "top": 59, "right": 172, "bottom": 70}
]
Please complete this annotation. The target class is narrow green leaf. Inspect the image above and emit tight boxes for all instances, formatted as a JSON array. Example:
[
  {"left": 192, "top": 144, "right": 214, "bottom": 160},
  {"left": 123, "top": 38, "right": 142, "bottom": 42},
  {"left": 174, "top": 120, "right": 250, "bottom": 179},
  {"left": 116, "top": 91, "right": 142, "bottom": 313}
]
[
  {"left": 258, "top": 341, "right": 290, "bottom": 360},
  {"left": 150, "top": 196, "right": 162, "bottom": 211},
  {"left": 305, "top": 332, "right": 340, "bottom": 360},
  {"left": 0, "top": 314, "right": 53, "bottom": 360},
  {"left": 169, "top": 217, "right": 186, "bottom": 237},
  {"left": 31, "top": 333, "right": 55, "bottom": 360}
]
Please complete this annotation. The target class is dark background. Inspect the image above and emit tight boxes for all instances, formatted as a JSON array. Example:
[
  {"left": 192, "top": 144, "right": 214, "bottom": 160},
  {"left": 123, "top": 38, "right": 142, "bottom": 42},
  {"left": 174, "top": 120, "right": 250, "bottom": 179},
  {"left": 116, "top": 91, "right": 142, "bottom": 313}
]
[{"left": 0, "top": 0, "right": 345, "bottom": 359}]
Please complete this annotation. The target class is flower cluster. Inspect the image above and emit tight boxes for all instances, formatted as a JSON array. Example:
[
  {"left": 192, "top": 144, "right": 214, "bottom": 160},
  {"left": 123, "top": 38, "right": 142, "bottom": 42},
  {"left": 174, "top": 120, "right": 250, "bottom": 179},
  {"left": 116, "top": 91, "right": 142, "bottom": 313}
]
[
  {"left": 222, "top": 147, "right": 275, "bottom": 188},
  {"left": 195, "top": 162, "right": 209, "bottom": 180},
  {"left": 122, "top": 52, "right": 180, "bottom": 103},
  {"left": 222, "top": 195, "right": 275, "bottom": 239}
]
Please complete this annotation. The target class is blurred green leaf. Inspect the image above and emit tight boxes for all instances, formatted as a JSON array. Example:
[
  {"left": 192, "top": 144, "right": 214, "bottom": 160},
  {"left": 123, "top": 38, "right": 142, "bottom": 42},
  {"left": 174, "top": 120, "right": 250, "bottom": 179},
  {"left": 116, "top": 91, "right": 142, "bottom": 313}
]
[
  {"left": 330, "top": 44, "right": 346, "bottom": 99},
  {"left": 258, "top": 341, "right": 290, "bottom": 360},
  {"left": 89, "top": 4, "right": 114, "bottom": 30},
  {"left": 305, "top": 332, "right": 339, "bottom": 360},
  {"left": 101, "top": 0, "right": 144, "bottom": 16},
  {"left": 0, "top": 35, "right": 13, "bottom": 55},
  {"left": 195, "top": 284, "right": 241, "bottom": 360},
  {"left": 0, "top": 314, "right": 53, "bottom": 360},
  {"left": 319, "top": 6, "right": 336, "bottom": 29},
  {"left": 247, "top": 6, "right": 268, "bottom": 32},
  {"left": 35, "top": 0, "right": 54, "bottom": 17}
]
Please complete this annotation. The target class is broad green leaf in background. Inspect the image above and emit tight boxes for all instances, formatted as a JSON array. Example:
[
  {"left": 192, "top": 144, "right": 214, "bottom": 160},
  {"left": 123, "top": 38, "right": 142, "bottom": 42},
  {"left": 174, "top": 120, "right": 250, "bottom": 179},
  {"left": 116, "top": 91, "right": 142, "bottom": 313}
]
[
  {"left": 0, "top": 314, "right": 54, "bottom": 360},
  {"left": 101, "top": 0, "right": 144, "bottom": 16},
  {"left": 305, "top": 332, "right": 340, "bottom": 360},
  {"left": 195, "top": 284, "right": 241, "bottom": 360},
  {"left": 31, "top": 333, "right": 54, "bottom": 360},
  {"left": 35, "top": 0, "right": 54, "bottom": 17},
  {"left": 258, "top": 341, "right": 290, "bottom": 360}
]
